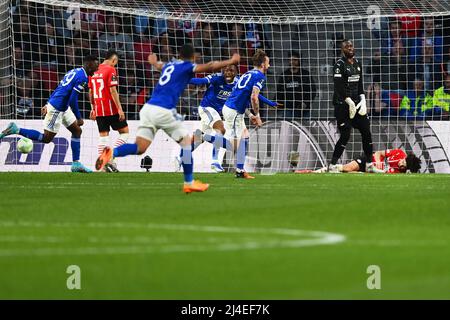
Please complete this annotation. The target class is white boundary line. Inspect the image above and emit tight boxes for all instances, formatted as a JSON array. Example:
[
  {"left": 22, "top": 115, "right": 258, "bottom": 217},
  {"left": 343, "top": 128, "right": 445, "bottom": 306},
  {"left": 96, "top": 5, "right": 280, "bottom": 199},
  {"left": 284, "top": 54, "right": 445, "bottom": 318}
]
[{"left": 0, "top": 221, "right": 346, "bottom": 257}]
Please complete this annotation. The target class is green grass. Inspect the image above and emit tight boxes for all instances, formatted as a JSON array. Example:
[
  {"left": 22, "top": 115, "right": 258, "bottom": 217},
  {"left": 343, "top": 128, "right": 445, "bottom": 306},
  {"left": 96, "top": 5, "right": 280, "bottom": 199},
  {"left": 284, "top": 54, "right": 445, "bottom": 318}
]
[{"left": 0, "top": 172, "right": 449, "bottom": 299}]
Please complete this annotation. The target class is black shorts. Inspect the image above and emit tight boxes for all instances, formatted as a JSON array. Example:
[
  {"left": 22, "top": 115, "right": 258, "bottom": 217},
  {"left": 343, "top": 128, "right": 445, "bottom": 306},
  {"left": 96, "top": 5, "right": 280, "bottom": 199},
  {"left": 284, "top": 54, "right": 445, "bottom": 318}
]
[
  {"left": 353, "top": 154, "right": 367, "bottom": 172},
  {"left": 96, "top": 114, "right": 128, "bottom": 133},
  {"left": 334, "top": 103, "right": 370, "bottom": 131}
]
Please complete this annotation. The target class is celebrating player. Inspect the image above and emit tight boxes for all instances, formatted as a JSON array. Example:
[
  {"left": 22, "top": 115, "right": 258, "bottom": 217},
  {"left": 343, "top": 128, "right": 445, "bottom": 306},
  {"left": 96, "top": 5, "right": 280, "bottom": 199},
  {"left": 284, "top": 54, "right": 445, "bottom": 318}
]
[
  {"left": 96, "top": 44, "right": 240, "bottom": 193},
  {"left": 309, "top": 149, "right": 421, "bottom": 174},
  {"left": 186, "top": 64, "right": 278, "bottom": 172},
  {"left": 89, "top": 49, "right": 129, "bottom": 172},
  {"left": 0, "top": 55, "right": 99, "bottom": 172},
  {"left": 213, "top": 50, "right": 270, "bottom": 179},
  {"left": 329, "top": 39, "right": 373, "bottom": 172}
]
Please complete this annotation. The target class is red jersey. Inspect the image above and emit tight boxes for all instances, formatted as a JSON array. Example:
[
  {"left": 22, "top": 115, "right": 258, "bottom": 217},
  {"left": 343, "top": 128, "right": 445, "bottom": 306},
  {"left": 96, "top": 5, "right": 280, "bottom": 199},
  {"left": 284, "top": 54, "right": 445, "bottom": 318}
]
[
  {"left": 372, "top": 149, "right": 407, "bottom": 173},
  {"left": 89, "top": 64, "right": 119, "bottom": 117}
]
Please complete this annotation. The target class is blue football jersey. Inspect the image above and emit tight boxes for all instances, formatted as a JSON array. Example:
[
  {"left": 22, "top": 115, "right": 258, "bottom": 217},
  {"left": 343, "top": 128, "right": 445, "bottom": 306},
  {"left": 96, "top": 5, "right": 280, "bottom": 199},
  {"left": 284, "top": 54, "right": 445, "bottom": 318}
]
[
  {"left": 200, "top": 73, "right": 238, "bottom": 113},
  {"left": 225, "top": 69, "right": 266, "bottom": 114},
  {"left": 47, "top": 68, "right": 88, "bottom": 112},
  {"left": 148, "top": 59, "right": 196, "bottom": 109}
]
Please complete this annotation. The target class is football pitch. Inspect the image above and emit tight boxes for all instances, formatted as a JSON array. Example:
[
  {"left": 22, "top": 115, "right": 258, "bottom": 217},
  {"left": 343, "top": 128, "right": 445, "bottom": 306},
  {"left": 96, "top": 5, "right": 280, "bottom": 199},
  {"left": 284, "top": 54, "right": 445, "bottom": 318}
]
[{"left": 0, "top": 172, "right": 449, "bottom": 299}]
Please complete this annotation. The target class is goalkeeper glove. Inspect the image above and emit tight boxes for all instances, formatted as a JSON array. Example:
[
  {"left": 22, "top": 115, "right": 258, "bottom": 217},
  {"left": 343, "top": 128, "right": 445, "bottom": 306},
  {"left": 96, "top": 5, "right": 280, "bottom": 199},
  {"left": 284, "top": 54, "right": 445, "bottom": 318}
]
[
  {"left": 345, "top": 97, "right": 357, "bottom": 119},
  {"left": 357, "top": 94, "right": 367, "bottom": 116}
]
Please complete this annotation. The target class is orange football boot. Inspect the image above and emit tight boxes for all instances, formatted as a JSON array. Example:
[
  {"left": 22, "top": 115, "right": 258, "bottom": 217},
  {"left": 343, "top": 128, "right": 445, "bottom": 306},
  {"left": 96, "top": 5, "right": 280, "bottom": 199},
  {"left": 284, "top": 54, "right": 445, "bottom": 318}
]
[
  {"left": 183, "top": 180, "right": 210, "bottom": 194},
  {"left": 95, "top": 147, "right": 113, "bottom": 171},
  {"left": 235, "top": 171, "right": 255, "bottom": 179}
]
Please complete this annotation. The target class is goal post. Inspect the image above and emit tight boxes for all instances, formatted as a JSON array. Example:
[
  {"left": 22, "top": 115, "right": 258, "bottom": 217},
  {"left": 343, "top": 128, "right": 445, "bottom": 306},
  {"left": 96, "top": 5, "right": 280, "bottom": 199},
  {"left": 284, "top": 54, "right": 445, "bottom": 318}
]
[{"left": 1, "top": 0, "right": 450, "bottom": 173}]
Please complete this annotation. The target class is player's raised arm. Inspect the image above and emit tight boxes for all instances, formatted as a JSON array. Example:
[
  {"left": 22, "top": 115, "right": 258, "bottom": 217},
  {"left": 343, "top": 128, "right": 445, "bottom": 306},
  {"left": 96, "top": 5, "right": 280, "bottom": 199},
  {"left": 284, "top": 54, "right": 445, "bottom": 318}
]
[
  {"left": 194, "top": 54, "right": 240, "bottom": 74},
  {"left": 148, "top": 53, "right": 164, "bottom": 71}
]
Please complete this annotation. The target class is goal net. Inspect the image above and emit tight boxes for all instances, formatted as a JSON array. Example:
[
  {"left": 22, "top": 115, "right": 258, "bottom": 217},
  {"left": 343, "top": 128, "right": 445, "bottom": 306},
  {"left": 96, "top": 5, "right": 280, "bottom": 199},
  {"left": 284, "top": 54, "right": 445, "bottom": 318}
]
[{"left": 1, "top": 0, "right": 450, "bottom": 173}]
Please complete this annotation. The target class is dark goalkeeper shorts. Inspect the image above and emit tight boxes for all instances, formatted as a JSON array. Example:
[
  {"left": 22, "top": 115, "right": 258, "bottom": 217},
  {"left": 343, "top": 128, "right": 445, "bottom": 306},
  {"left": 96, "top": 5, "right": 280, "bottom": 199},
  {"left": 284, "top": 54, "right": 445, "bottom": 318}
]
[
  {"left": 96, "top": 114, "right": 128, "bottom": 133},
  {"left": 354, "top": 154, "right": 368, "bottom": 172},
  {"left": 334, "top": 103, "right": 370, "bottom": 132}
]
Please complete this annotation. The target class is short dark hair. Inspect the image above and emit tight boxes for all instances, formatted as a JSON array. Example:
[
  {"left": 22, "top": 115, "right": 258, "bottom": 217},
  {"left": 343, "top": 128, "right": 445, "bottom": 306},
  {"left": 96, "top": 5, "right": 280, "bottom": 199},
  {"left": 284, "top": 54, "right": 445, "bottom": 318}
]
[
  {"left": 290, "top": 51, "right": 300, "bottom": 59},
  {"left": 105, "top": 49, "right": 119, "bottom": 60},
  {"left": 252, "top": 50, "right": 268, "bottom": 67},
  {"left": 405, "top": 154, "right": 421, "bottom": 173},
  {"left": 341, "top": 39, "right": 352, "bottom": 48},
  {"left": 180, "top": 43, "right": 195, "bottom": 60},
  {"left": 83, "top": 55, "right": 98, "bottom": 64}
]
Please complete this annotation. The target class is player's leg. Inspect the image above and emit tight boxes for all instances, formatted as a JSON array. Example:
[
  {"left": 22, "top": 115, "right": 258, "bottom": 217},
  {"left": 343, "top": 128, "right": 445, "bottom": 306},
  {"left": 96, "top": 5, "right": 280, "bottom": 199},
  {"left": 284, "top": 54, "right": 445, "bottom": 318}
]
[
  {"left": 210, "top": 119, "right": 227, "bottom": 172},
  {"left": 105, "top": 115, "right": 130, "bottom": 172},
  {"left": 96, "top": 107, "right": 152, "bottom": 171},
  {"left": 330, "top": 105, "right": 352, "bottom": 167},
  {"left": 65, "top": 117, "right": 92, "bottom": 173},
  {"left": 0, "top": 104, "right": 58, "bottom": 143},
  {"left": 234, "top": 117, "right": 254, "bottom": 179},
  {"left": 353, "top": 114, "right": 374, "bottom": 161},
  {"left": 160, "top": 107, "right": 208, "bottom": 193}
]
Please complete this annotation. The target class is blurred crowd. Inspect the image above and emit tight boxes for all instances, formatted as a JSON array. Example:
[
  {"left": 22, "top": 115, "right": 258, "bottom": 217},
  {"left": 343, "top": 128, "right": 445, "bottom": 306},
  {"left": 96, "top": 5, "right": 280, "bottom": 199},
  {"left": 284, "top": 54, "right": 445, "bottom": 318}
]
[{"left": 9, "top": 0, "right": 450, "bottom": 121}]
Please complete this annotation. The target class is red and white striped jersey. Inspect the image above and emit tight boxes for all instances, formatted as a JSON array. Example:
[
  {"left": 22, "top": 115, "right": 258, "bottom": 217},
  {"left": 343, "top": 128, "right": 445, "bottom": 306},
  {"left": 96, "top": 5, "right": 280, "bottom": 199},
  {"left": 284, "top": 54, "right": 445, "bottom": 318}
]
[{"left": 89, "top": 63, "right": 119, "bottom": 117}]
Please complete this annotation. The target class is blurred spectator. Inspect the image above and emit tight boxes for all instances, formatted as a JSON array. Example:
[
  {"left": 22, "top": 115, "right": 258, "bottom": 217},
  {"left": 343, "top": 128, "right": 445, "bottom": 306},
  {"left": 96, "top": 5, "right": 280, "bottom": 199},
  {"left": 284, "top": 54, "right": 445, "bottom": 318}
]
[
  {"left": 193, "top": 23, "right": 221, "bottom": 62},
  {"left": 152, "top": 4, "right": 169, "bottom": 37},
  {"left": 368, "top": 42, "right": 407, "bottom": 93},
  {"left": 134, "top": 34, "right": 153, "bottom": 65},
  {"left": 80, "top": 8, "right": 105, "bottom": 37},
  {"left": 14, "top": 45, "right": 32, "bottom": 78},
  {"left": 119, "top": 69, "right": 144, "bottom": 120},
  {"left": 13, "top": 12, "right": 39, "bottom": 64},
  {"left": 408, "top": 17, "right": 443, "bottom": 63},
  {"left": 98, "top": 15, "right": 133, "bottom": 59},
  {"left": 155, "top": 32, "right": 175, "bottom": 62},
  {"left": 174, "top": 0, "right": 201, "bottom": 38},
  {"left": 222, "top": 41, "right": 248, "bottom": 74},
  {"left": 15, "top": 77, "right": 40, "bottom": 119},
  {"left": 379, "top": 19, "right": 406, "bottom": 56},
  {"left": 429, "top": 73, "right": 450, "bottom": 118},
  {"left": 366, "top": 83, "right": 402, "bottom": 117},
  {"left": 167, "top": 19, "right": 190, "bottom": 55},
  {"left": 408, "top": 42, "right": 443, "bottom": 91},
  {"left": 276, "top": 51, "right": 316, "bottom": 118},
  {"left": 399, "top": 78, "right": 432, "bottom": 119},
  {"left": 59, "top": 41, "right": 83, "bottom": 72},
  {"left": 39, "top": 21, "right": 64, "bottom": 66}
]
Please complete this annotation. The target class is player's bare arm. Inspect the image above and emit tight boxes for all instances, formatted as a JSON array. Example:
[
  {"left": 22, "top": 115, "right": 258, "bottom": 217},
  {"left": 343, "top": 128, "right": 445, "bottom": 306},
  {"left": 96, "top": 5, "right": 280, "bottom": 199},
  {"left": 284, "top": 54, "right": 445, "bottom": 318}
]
[
  {"left": 110, "top": 86, "right": 125, "bottom": 121},
  {"left": 250, "top": 86, "right": 263, "bottom": 127},
  {"left": 148, "top": 53, "right": 164, "bottom": 71},
  {"left": 194, "top": 54, "right": 240, "bottom": 74},
  {"left": 89, "top": 88, "right": 96, "bottom": 120}
]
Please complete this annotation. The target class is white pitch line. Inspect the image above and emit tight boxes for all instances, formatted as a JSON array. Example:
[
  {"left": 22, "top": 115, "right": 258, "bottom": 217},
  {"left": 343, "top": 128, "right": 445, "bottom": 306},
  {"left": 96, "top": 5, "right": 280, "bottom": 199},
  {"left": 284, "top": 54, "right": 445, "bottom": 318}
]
[{"left": 0, "top": 221, "right": 346, "bottom": 257}]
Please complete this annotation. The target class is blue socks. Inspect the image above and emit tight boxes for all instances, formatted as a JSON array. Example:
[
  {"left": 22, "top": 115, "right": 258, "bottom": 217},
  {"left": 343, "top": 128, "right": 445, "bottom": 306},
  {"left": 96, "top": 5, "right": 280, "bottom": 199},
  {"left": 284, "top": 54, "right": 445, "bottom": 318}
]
[
  {"left": 19, "top": 128, "right": 43, "bottom": 142},
  {"left": 71, "top": 137, "right": 81, "bottom": 162},
  {"left": 212, "top": 145, "right": 219, "bottom": 162},
  {"left": 236, "top": 138, "right": 247, "bottom": 171},
  {"left": 114, "top": 143, "right": 138, "bottom": 158},
  {"left": 180, "top": 147, "right": 193, "bottom": 183},
  {"left": 203, "top": 133, "right": 233, "bottom": 151}
]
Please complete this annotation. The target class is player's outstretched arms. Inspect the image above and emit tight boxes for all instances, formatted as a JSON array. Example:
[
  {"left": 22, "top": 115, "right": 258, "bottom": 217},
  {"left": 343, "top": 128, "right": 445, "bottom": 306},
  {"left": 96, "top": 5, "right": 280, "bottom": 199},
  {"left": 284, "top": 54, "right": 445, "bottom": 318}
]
[
  {"left": 195, "top": 54, "right": 240, "bottom": 74},
  {"left": 148, "top": 53, "right": 164, "bottom": 71}
]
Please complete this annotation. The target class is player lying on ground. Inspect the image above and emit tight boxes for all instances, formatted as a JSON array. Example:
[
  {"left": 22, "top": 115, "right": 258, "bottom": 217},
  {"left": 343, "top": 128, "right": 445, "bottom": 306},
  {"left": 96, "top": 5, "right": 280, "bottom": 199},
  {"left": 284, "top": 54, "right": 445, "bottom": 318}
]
[
  {"left": 89, "top": 49, "right": 129, "bottom": 173},
  {"left": 191, "top": 50, "right": 272, "bottom": 179},
  {"left": 310, "top": 149, "right": 421, "bottom": 173},
  {"left": 96, "top": 44, "right": 240, "bottom": 193},
  {"left": 0, "top": 55, "right": 99, "bottom": 172},
  {"left": 186, "top": 64, "right": 278, "bottom": 173}
]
